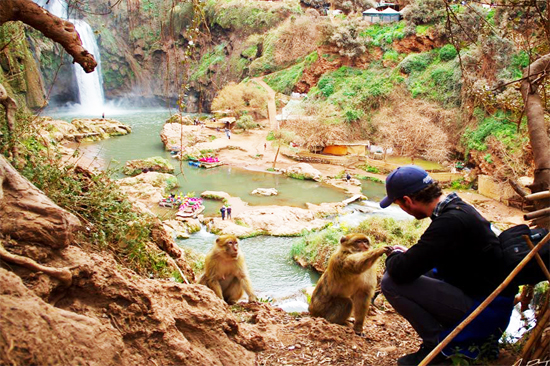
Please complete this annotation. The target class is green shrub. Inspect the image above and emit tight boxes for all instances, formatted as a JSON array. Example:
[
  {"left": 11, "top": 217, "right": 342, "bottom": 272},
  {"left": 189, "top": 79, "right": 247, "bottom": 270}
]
[
  {"left": 344, "top": 108, "right": 364, "bottom": 123},
  {"left": 461, "top": 109, "right": 527, "bottom": 155},
  {"left": 439, "top": 44, "right": 457, "bottom": 61},
  {"left": 264, "top": 51, "right": 318, "bottom": 94},
  {"left": 399, "top": 52, "right": 435, "bottom": 74},
  {"left": 237, "top": 115, "right": 258, "bottom": 130}
]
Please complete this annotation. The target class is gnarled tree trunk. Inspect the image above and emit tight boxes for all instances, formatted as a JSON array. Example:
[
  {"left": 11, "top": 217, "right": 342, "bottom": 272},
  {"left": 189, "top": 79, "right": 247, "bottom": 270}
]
[{"left": 520, "top": 53, "right": 550, "bottom": 230}]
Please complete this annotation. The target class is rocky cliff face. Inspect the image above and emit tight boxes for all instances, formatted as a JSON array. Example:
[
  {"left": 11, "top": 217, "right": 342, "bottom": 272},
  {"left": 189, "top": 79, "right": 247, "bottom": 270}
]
[
  {"left": 27, "top": 0, "right": 296, "bottom": 112},
  {"left": 0, "top": 22, "right": 46, "bottom": 110}
]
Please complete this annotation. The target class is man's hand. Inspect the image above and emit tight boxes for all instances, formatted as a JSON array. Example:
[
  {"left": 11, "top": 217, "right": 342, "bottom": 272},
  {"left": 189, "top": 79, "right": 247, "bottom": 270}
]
[{"left": 390, "top": 245, "right": 408, "bottom": 253}]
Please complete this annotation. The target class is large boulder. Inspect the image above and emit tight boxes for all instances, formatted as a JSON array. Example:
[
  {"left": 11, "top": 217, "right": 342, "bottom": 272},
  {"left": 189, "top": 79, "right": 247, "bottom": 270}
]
[
  {"left": 117, "top": 172, "right": 178, "bottom": 214},
  {"left": 35, "top": 117, "right": 131, "bottom": 143},
  {"left": 123, "top": 156, "right": 174, "bottom": 176},
  {"left": 285, "top": 163, "right": 322, "bottom": 182},
  {"left": 160, "top": 123, "right": 207, "bottom": 151},
  {"left": 0, "top": 155, "right": 81, "bottom": 248},
  {"left": 71, "top": 118, "right": 131, "bottom": 141}
]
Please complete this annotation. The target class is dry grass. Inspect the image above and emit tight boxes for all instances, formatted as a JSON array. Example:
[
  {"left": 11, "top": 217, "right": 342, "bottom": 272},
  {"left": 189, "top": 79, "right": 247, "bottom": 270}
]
[
  {"left": 372, "top": 89, "right": 457, "bottom": 163},
  {"left": 282, "top": 117, "right": 350, "bottom": 151}
]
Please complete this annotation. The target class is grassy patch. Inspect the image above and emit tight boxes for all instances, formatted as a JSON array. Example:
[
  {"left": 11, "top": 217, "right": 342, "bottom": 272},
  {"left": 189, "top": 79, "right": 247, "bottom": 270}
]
[
  {"left": 462, "top": 109, "right": 527, "bottom": 156},
  {"left": 264, "top": 52, "right": 318, "bottom": 94},
  {"left": 362, "top": 21, "right": 406, "bottom": 47},
  {"left": 291, "top": 217, "right": 428, "bottom": 273}
]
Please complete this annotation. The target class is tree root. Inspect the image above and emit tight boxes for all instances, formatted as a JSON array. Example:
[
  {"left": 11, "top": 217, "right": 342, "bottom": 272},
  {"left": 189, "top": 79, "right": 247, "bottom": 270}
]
[{"left": 0, "top": 243, "right": 73, "bottom": 286}]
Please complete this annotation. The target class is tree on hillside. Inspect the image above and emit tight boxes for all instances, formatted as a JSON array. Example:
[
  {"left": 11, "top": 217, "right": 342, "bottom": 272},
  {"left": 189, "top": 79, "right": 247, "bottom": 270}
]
[{"left": 327, "top": 17, "right": 367, "bottom": 66}]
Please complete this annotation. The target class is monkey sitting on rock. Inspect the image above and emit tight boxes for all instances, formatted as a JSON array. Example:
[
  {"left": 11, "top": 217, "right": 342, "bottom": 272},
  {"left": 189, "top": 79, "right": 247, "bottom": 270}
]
[
  {"left": 309, "top": 233, "right": 393, "bottom": 334},
  {"left": 199, "top": 235, "right": 257, "bottom": 304}
]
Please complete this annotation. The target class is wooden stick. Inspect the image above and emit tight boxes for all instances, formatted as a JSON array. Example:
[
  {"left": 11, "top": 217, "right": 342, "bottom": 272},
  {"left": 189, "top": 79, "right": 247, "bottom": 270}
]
[
  {"left": 524, "top": 236, "right": 550, "bottom": 282},
  {"left": 524, "top": 207, "right": 550, "bottom": 220},
  {"left": 524, "top": 190, "right": 550, "bottom": 201},
  {"left": 419, "top": 232, "right": 550, "bottom": 366},
  {"left": 520, "top": 307, "right": 550, "bottom": 360}
]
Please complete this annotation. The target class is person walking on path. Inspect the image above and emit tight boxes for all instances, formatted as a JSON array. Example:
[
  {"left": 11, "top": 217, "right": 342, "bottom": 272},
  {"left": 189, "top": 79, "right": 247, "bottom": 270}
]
[
  {"left": 345, "top": 171, "right": 351, "bottom": 185},
  {"left": 220, "top": 206, "right": 226, "bottom": 220},
  {"left": 226, "top": 205, "right": 232, "bottom": 220},
  {"left": 225, "top": 128, "right": 231, "bottom": 139},
  {"left": 379, "top": 165, "right": 516, "bottom": 365}
]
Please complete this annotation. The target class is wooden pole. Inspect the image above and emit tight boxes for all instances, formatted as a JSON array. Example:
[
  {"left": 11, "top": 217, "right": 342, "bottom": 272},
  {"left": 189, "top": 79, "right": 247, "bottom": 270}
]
[
  {"left": 524, "top": 207, "right": 550, "bottom": 220},
  {"left": 524, "top": 236, "right": 550, "bottom": 282},
  {"left": 525, "top": 190, "right": 550, "bottom": 201},
  {"left": 418, "top": 232, "right": 550, "bottom": 366},
  {"left": 520, "top": 307, "right": 550, "bottom": 360}
]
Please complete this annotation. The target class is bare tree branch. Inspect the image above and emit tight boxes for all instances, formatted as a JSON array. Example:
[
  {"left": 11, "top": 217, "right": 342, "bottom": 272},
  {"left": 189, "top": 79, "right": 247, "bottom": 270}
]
[{"left": 0, "top": 0, "right": 97, "bottom": 73}]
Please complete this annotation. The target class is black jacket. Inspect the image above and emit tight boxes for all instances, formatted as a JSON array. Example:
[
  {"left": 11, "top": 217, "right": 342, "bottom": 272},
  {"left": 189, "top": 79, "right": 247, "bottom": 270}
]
[{"left": 385, "top": 196, "right": 515, "bottom": 299}]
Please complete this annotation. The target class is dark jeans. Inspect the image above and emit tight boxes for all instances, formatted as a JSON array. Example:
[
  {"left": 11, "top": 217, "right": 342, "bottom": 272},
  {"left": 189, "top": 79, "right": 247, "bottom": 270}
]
[{"left": 381, "top": 272, "right": 475, "bottom": 347}]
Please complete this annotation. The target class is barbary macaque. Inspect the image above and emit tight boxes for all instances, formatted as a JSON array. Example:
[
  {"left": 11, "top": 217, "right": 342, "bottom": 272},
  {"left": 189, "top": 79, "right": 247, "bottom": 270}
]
[
  {"left": 309, "top": 233, "right": 392, "bottom": 334},
  {"left": 199, "top": 235, "right": 257, "bottom": 304}
]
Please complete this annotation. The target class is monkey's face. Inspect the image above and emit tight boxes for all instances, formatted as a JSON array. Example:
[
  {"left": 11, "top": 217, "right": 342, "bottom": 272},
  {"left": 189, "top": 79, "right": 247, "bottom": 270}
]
[
  {"left": 340, "top": 233, "right": 371, "bottom": 253},
  {"left": 226, "top": 239, "right": 239, "bottom": 258},
  {"left": 217, "top": 235, "right": 240, "bottom": 259}
]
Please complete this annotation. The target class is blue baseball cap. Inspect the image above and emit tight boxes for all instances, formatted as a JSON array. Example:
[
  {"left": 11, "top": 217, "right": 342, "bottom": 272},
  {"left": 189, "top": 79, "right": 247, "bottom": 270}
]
[{"left": 380, "top": 165, "right": 434, "bottom": 208}]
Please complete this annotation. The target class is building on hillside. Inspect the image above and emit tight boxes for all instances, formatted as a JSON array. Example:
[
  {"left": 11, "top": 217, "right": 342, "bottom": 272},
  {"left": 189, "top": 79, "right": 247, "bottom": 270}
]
[{"left": 362, "top": 7, "right": 401, "bottom": 23}]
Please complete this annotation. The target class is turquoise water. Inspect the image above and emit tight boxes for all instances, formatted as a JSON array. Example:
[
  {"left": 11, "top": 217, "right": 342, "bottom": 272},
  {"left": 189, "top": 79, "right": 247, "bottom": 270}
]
[{"left": 48, "top": 107, "right": 380, "bottom": 214}]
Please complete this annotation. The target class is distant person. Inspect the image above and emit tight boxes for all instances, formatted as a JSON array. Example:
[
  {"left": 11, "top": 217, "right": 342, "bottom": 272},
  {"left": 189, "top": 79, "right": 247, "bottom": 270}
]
[
  {"left": 225, "top": 128, "right": 231, "bottom": 139},
  {"left": 345, "top": 171, "right": 351, "bottom": 185},
  {"left": 102, "top": 112, "right": 105, "bottom": 119},
  {"left": 264, "top": 143, "right": 267, "bottom": 151},
  {"left": 220, "top": 206, "right": 226, "bottom": 220},
  {"left": 226, "top": 205, "right": 232, "bottom": 220}
]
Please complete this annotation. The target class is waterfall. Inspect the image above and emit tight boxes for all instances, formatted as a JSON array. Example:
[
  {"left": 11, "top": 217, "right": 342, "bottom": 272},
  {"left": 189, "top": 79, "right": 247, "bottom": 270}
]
[
  {"left": 71, "top": 20, "right": 105, "bottom": 112},
  {"left": 34, "top": 0, "right": 105, "bottom": 113}
]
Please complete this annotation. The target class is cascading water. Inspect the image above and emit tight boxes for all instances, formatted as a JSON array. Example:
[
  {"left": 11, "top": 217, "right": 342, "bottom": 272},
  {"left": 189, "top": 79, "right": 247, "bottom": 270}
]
[
  {"left": 71, "top": 20, "right": 105, "bottom": 112},
  {"left": 34, "top": 0, "right": 105, "bottom": 113}
]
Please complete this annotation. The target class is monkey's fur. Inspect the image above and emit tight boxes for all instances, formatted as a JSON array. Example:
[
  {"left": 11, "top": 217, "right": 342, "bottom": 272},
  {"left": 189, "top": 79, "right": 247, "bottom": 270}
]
[
  {"left": 199, "top": 235, "right": 257, "bottom": 304},
  {"left": 309, "top": 233, "right": 392, "bottom": 334}
]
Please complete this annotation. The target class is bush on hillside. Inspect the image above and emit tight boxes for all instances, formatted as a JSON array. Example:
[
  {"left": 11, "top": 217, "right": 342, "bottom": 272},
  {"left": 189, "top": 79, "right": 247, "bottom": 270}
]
[
  {"left": 372, "top": 90, "right": 454, "bottom": 163},
  {"left": 274, "top": 16, "right": 320, "bottom": 65},
  {"left": 439, "top": 44, "right": 457, "bottom": 61},
  {"left": 211, "top": 81, "right": 268, "bottom": 118},
  {"left": 205, "top": 0, "right": 302, "bottom": 34},
  {"left": 328, "top": 17, "right": 368, "bottom": 65},
  {"left": 402, "top": 0, "right": 446, "bottom": 26},
  {"left": 398, "top": 52, "right": 436, "bottom": 74}
]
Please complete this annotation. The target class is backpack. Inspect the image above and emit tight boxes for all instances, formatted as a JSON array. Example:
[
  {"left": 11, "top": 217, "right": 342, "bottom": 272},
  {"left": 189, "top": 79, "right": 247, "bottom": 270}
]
[{"left": 498, "top": 224, "right": 550, "bottom": 286}]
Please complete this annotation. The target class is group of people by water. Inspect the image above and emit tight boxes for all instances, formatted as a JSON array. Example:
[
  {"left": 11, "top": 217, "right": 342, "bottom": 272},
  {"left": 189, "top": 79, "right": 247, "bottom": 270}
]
[{"left": 220, "top": 205, "right": 232, "bottom": 220}]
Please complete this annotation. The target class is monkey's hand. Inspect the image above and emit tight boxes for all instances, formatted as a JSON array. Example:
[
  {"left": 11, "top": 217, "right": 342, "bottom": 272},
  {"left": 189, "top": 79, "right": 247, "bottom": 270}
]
[
  {"left": 248, "top": 294, "right": 257, "bottom": 302},
  {"left": 383, "top": 246, "right": 394, "bottom": 255}
]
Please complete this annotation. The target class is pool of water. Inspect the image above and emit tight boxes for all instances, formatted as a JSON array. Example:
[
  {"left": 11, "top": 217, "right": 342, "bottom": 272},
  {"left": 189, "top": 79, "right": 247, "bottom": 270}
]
[
  {"left": 178, "top": 229, "right": 319, "bottom": 311},
  {"left": 46, "top": 107, "right": 369, "bottom": 212}
]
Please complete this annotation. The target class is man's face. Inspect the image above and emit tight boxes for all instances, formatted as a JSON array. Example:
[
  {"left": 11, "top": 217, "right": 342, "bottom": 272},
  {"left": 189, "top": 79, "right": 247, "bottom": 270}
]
[{"left": 395, "top": 197, "right": 428, "bottom": 220}]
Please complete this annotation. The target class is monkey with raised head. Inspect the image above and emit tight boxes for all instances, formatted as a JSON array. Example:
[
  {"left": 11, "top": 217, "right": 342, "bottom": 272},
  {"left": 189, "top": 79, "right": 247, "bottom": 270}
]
[
  {"left": 199, "top": 235, "right": 257, "bottom": 304},
  {"left": 309, "top": 233, "right": 393, "bottom": 334}
]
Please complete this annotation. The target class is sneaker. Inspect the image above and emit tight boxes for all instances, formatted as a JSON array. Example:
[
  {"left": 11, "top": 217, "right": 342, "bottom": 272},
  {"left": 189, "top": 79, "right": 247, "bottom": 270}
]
[{"left": 397, "top": 344, "right": 449, "bottom": 366}]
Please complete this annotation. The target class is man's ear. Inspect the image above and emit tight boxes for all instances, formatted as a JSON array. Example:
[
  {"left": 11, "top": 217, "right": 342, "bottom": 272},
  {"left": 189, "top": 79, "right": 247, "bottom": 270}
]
[{"left": 399, "top": 196, "right": 414, "bottom": 208}]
